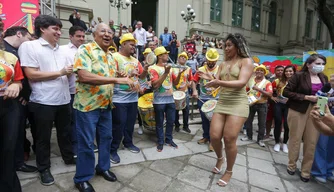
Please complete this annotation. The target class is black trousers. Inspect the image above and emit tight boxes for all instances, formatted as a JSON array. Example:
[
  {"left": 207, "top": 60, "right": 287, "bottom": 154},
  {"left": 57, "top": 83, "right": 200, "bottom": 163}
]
[
  {"left": 0, "top": 97, "right": 22, "bottom": 192},
  {"left": 15, "top": 102, "right": 36, "bottom": 167},
  {"left": 28, "top": 102, "right": 74, "bottom": 172}
]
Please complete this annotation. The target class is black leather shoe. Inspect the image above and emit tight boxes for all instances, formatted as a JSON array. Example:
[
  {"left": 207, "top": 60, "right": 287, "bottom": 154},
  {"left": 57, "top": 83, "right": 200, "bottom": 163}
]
[
  {"left": 64, "top": 158, "right": 76, "bottom": 165},
  {"left": 96, "top": 170, "right": 117, "bottom": 182},
  {"left": 16, "top": 163, "right": 38, "bottom": 173},
  {"left": 287, "top": 169, "right": 295, "bottom": 175},
  {"left": 75, "top": 181, "right": 95, "bottom": 192},
  {"left": 183, "top": 127, "right": 191, "bottom": 133},
  {"left": 175, "top": 126, "right": 180, "bottom": 132},
  {"left": 300, "top": 176, "right": 310, "bottom": 182},
  {"left": 40, "top": 169, "right": 54, "bottom": 186}
]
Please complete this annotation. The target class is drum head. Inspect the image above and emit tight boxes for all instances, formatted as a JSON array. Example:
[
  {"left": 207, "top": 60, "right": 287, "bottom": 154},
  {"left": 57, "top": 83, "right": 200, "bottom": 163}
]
[
  {"left": 146, "top": 52, "right": 157, "bottom": 65},
  {"left": 201, "top": 100, "right": 217, "bottom": 112},
  {"left": 138, "top": 93, "right": 153, "bottom": 108},
  {"left": 173, "top": 91, "right": 186, "bottom": 100}
]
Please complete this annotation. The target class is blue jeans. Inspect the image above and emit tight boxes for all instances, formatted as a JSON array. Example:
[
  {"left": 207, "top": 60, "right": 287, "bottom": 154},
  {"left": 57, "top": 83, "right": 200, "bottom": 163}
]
[
  {"left": 111, "top": 102, "right": 137, "bottom": 152},
  {"left": 311, "top": 134, "right": 334, "bottom": 179},
  {"left": 153, "top": 103, "right": 176, "bottom": 144},
  {"left": 74, "top": 108, "right": 112, "bottom": 183},
  {"left": 197, "top": 99, "right": 210, "bottom": 140},
  {"left": 245, "top": 103, "right": 267, "bottom": 141},
  {"left": 175, "top": 96, "right": 190, "bottom": 128},
  {"left": 70, "top": 94, "right": 77, "bottom": 155}
]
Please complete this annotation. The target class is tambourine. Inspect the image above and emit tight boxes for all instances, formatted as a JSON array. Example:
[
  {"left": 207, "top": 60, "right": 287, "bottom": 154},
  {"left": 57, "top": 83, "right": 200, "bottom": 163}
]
[{"left": 146, "top": 52, "right": 157, "bottom": 65}]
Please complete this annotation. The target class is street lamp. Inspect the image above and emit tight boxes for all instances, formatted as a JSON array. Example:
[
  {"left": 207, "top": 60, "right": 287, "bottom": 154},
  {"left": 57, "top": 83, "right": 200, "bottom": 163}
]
[
  {"left": 181, "top": 4, "right": 196, "bottom": 37},
  {"left": 109, "top": 0, "right": 131, "bottom": 25}
]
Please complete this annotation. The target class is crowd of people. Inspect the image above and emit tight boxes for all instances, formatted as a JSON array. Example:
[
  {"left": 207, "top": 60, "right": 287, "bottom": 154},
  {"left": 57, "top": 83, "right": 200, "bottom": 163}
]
[{"left": 1, "top": 12, "right": 334, "bottom": 192}]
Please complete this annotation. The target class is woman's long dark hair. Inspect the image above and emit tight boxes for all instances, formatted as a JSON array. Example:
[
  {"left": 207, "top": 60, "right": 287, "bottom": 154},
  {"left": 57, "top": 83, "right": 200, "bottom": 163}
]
[
  {"left": 301, "top": 54, "right": 327, "bottom": 72},
  {"left": 280, "top": 65, "right": 296, "bottom": 84},
  {"left": 223, "top": 33, "right": 251, "bottom": 60}
]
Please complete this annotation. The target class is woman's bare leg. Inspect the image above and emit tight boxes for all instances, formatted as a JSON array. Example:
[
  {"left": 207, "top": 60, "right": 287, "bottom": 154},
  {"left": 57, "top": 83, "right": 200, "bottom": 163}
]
[{"left": 210, "top": 113, "right": 226, "bottom": 171}]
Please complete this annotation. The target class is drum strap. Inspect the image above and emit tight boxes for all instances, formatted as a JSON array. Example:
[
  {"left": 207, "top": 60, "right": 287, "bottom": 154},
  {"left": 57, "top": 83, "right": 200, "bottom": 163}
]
[{"left": 248, "top": 78, "right": 266, "bottom": 98}]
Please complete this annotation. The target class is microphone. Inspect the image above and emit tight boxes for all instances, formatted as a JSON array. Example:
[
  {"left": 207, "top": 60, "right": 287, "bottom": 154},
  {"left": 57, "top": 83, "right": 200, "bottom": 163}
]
[{"left": 316, "top": 83, "right": 331, "bottom": 96}]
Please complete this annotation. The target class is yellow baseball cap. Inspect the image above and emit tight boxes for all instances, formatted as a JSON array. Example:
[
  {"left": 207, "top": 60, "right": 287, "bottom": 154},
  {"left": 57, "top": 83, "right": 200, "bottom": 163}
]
[
  {"left": 178, "top": 52, "right": 188, "bottom": 60},
  {"left": 254, "top": 65, "right": 269, "bottom": 76},
  {"left": 206, "top": 48, "right": 219, "bottom": 62},
  {"left": 154, "top": 46, "right": 169, "bottom": 56},
  {"left": 143, "top": 48, "right": 152, "bottom": 55},
  {"left": 120, "top": 33, "right": 138, "bottom": 44}
]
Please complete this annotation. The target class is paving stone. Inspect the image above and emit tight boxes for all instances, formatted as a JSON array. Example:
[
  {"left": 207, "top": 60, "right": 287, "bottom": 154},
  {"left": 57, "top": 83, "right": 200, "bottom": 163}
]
[
  {"left": 188, "top": 124, "right": 201, "bottom": 135},
  {"left": 250, "top": 186, "right": 270, "bottom": 192},
  {"left": 165, "top": 180, "right": 204, "bottom": 192},
  {"left": 173, "top": 138, "right": 188, "bottom": 143},
  {"left": 273, "top": 164, "right": 302, "bottom": 182},
  {"left": 231, "top": 164, "right": 248, "bottom": 182},
  {"left": 173, "top": 132, "right": 194, "bottom": 142},
  {"left": 248, "top": 157, "right": 277, "bottom": 175},
  {"left": 138, "top": 161, "right": 153, "bottom": 167},
  {"left": 54, "top": 172, "right": 75, "bottom": 191},
  {"left": 22, "top": 181, "right": 61, "bottom": 192},
  {"left": 283, "top": 180, "right": 303, "bottom": 192},
  {"left": 188, "top": 154, "right": 219, "bottom": 172},
  {"left": 210, "top": 178, "right": 248, "bottom": 192},
  {"left": 174, "top": 155, "right": 191, "bottom": 163},
  {"left": 112, "top": 150, "right": 146, "bottom": 167},
  {"left": 184, "top": 141, "right": 210, "bottom": 153},
  {"left": 177, "top": 165, "right": 212, "bottom": 190},
  {"left": 237, "top": 146, "right": 247, "bottom": 155},
  {"left": 135, "top": 140, "right": 156, "bottom": 148},
  {"left": 119, "top": 187, "right": 137, "bottom": 192},
  {"left": 112, "top": 164, "right": 144, "bottom": 182},
  {"left": 20, "top": 178, "right": 37, "bottom": 187},
  {"left": 129, "top": 169, "right": 172, "bottom": 192},
  {"left": 149, "top": 159, "right": 185, "bottom": 177},
  {"left": 237, "top": 135, "right": 256, "bottom": 146},
  {"left": 247, "top": 148, "right": 273, "bottom": 162},
  {"left": 272, "top": 153, "right": 301, "bottom": 169},
  {"left": 191, "top": 135, "right": 203, "bottom": 142},
  {"left": 248, "top": 169, "right": 285, "bottom": 192},
  {"left": 235, "top": 153, "right": 247, "bottom": 167},
  {"left": 142, "top": 143, "right": 193, "bottom": 161},
  {"left": 90, "top": 177, "right": 123, "bottom": 192}
]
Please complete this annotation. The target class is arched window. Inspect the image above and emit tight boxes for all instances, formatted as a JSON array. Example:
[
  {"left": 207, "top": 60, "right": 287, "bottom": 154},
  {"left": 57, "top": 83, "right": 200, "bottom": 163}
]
[
  {"left": 305, "top": 9, "right": 313, "bottom": 37},
  {"left": 268, "top": 1, "right": 277, "bottom": 35},
  {"left": 251, "top": 0, "right": 261, "bottom": 32},
  {"left": 210, "top": 0, "right": 222, "bottom": 22},
  {"left": 232, "top": 0, "right": 243, "bottom": 27},
  {"left": 316, "top": 18, "right": 322, "bottom": 40}
]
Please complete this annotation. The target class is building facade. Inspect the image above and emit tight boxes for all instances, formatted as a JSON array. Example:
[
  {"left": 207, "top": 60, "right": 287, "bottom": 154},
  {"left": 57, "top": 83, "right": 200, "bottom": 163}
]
[{"left": 54, "top": 0, "right": 331, "bottom": 56}]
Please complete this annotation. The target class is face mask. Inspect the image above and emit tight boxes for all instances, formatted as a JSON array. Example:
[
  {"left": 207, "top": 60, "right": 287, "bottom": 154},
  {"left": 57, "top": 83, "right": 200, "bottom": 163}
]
[{"left": 311, "top": 65, "right": 325, "bottom": 74}]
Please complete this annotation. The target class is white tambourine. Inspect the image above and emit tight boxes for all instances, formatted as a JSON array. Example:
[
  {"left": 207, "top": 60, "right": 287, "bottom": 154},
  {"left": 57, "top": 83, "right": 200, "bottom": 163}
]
[{"left": 146, "top": 52, "right": 157, "bottom": 65}]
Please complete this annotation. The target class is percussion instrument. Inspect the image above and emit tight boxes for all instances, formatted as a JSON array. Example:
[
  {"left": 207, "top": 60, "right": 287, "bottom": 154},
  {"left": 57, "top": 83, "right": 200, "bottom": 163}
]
[
  {"left": 146, "top": 52, "right": 157, "bottom": 65},
  {"left": 201, "top": 100, "right": 217, "bottom": 121},
  {"left": 138, "top": 93, "right": 155, "bottom": 131},
  {"left": 173, "top": 91, "right": 186, "bottom": 110},
  {"left": 247, "top": 93, "right": 259, "bottom": 106}
]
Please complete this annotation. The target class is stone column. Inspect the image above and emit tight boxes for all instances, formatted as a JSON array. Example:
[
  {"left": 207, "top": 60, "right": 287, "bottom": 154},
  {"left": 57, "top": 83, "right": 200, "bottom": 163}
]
[
  {"left": 311, "top": 11, "right": 318, "bottom": 40},
  {"left": 276, "top": 9, "right": 284, "bottom": 43},
  {"left": 288, "top": 0, "right": 299, "bottom": 43},
  {"left": 262, "top": 4, "right": 270, "bottom": 39},
  {"left": 297, "top": 0, "right": 305, "bottom": 43},
  {"left": 192, "top": 0, "right": 201, "bottom": 23},
  {"left": 244, "top": 0, "right": 253, "bottom": 31},
  {"left": 202, "top": 0, "right": 211, "bottom": 25}
]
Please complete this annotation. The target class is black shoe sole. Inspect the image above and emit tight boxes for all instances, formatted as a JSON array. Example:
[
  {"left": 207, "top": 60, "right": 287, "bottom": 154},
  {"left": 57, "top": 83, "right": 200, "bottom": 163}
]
[
  {"left": 96, "top": 172, "right": 117, "bottom": 182},
  {"left": 39, "top": 176, "right": 55, "bottom": 186}
]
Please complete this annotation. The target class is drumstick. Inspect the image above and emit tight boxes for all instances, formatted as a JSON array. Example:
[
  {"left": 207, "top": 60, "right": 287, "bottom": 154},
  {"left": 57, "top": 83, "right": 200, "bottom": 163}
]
[{"left": 197, "top": 98, "right": 205, "bottom": 104}]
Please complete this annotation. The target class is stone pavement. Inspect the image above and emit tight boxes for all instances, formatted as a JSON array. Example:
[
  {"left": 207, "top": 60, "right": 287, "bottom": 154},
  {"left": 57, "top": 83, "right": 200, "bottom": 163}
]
[{"left": 20, "top": 119, "right": 334, "bottom": 192}]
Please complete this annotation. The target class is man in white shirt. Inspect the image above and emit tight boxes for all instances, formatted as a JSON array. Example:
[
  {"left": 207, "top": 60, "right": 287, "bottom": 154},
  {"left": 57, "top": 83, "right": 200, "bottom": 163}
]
[
  {"left": 133, "top": 21, "right": 146, "bottom": 62},
  {"left": 60, "top": 26, "right": 85, "bottom": 157},
  {"left": 18, "top": 15, "right": 75, "bottom": 186}
]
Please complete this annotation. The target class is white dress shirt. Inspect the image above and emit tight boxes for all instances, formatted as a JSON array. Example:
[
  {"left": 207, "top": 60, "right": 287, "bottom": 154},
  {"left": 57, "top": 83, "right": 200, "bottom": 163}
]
[
  {"left": 18, "top": 38, "right": 71, "bottom": 105},
  {"left": 60, "top": 42, "right": 78, "bottom": 94},
  {"left": 134, "top": 28, "right": 147, "bottom": 46}
]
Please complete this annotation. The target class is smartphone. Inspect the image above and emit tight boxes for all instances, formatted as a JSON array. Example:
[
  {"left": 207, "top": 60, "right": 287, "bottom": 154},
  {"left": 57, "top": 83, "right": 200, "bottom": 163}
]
[{"left": 317, "top": 96, "right": 328, "bottom": 114}]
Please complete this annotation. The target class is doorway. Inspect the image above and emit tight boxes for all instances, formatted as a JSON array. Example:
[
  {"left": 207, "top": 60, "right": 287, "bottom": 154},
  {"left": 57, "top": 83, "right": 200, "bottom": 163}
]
[{"left": 131, "top": 0, "right": 158, "bottom": 31}]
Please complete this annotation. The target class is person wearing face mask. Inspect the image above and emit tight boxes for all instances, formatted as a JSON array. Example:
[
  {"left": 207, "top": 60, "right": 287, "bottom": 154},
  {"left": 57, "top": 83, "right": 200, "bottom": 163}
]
[{"left": 283, "top": 54, "right": 328, "bottom": 183}]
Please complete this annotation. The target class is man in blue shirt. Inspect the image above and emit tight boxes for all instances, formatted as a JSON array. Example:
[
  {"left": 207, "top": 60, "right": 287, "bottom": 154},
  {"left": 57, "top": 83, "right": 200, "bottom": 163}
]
[{"left": 159, "top": 27, "right": 172, "bottom": 51}]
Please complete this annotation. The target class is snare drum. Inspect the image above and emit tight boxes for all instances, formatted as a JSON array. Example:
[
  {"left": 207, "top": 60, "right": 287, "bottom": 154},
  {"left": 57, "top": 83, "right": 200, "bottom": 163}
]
[
  {"left": 201, "top": 100, "right": 217, "bottom": 121},
  {"left": 173, "top": 91, "right": 186, "bottom": 110},
  {"left": 138, "top": 93, "right": 156, "bottom": 131}
]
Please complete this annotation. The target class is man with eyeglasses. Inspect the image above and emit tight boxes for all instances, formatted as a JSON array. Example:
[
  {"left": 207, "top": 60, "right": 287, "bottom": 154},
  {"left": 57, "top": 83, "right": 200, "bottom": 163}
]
[{"left": 72, "top": 23, "right": 134, "bottom": 192}]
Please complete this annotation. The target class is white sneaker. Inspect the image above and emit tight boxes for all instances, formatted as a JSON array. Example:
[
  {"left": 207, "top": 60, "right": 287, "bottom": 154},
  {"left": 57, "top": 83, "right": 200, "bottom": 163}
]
[
  {"left": 314, "top": 176, "right": 327, "bottom": 183},
  {"left": 282, "top": 144, "right": 288, "bottom": 153},
  {"left": 243, "top": 129, "right": 247, "bottom": 135},
  {"left": 241, "top": 136, "right": 251, "bottom": 141},
  {"left": 138, "top": 126, "right": 143, "bottom": 135},
  {"left": 273, "top": 144, "right": 280, "bottom": 152},
  {"left": 258, "top": 140, "right": 265, "bottom": 147}
]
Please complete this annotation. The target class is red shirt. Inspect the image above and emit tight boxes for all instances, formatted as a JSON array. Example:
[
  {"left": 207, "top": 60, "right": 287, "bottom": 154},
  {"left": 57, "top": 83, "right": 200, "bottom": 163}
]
[{"left": 183, "top": 43, "right": 197, "bottom": 55}]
